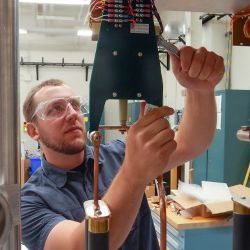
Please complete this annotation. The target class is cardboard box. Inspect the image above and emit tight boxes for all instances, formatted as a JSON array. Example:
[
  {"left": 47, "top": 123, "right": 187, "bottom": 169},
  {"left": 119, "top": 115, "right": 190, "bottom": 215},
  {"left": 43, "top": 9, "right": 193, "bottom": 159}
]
[
  {"left": 145, "top": 185, "right": 155, "bottom": 198},
  {"left": 170, "top": 181, "right": 233, "bottom": 218},
  {"left": 170, "top": 193, "right": 233, "bottom": 218},
  {"left": 230, "top": 184, "right": 250, "bottom": 198},
  {"left": 170, "top": 184, "right": 250, "bottom": 218},
  {"left": 149, "top": 196, "right": 160, "bottom": 203}
]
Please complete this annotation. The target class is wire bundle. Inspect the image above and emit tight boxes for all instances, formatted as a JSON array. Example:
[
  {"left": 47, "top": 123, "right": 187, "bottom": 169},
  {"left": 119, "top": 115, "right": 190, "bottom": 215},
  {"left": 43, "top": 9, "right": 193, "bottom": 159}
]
[{"left": 87, "top": 0, "right": 163, "bottom": 31}]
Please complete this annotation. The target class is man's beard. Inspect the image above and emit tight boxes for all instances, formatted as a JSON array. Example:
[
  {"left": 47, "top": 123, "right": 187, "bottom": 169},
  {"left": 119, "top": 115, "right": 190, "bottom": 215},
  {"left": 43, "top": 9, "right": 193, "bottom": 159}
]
[{"left": 39, "top": 132, "right": 85, "bottom": 155}]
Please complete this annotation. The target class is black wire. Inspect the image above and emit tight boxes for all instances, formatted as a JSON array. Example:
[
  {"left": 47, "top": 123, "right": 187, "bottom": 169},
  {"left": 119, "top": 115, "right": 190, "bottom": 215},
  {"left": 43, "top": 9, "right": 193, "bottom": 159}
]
[{"left": 150, "top": 0, "right": 164, "bottom": 34}]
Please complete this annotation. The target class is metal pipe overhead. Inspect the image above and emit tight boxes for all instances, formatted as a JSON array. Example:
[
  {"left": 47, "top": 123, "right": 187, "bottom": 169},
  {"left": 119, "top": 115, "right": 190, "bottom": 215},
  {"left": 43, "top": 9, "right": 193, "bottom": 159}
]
[{"left": 0, "top": 0, "right": 21, "bottom": 249}]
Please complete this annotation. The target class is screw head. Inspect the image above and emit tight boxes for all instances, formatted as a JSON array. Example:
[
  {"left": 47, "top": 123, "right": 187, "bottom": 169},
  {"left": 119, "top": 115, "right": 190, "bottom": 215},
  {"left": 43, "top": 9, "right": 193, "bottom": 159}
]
[
  {"left": 137, "top": 93, "right": 142, "bottom": 98},
  {"left": 138, "top": 52, "right": 143, "bottom": 57},
  {"left": 113, "top": 51, "right": 118, "bottom": 56},
  {"left": 112, "top": 92, "right": 118, "bottom": 97}
]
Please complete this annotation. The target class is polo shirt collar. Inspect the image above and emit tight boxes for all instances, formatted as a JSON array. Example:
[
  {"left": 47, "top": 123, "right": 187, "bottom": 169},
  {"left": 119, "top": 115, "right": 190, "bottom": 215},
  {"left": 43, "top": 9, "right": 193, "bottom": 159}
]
[{"left": 42, "top": 144, "right": 103, "bottom": 188}]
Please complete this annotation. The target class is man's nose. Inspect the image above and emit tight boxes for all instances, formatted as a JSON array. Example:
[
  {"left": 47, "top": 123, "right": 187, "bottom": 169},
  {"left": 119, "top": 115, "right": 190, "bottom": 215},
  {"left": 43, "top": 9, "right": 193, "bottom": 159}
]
[{"left": 65, "top": 103, "right": 78, "bottom": 119}]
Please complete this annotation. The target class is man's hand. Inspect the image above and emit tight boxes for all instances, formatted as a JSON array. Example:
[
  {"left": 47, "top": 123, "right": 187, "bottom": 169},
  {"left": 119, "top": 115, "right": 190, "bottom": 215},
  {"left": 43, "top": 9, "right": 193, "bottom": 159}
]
[
  {"left": 171, "top": 46, "right": 225, "bottom": 92},
  {"left": 123, "top": 106, "right": 176, "bottom": 186}
]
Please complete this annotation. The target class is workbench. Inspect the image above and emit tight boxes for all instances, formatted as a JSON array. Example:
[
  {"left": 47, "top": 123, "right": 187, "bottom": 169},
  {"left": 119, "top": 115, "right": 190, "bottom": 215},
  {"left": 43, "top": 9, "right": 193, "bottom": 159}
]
[{"left": 149, "top": 200, "right": 233, "bottom": 250}]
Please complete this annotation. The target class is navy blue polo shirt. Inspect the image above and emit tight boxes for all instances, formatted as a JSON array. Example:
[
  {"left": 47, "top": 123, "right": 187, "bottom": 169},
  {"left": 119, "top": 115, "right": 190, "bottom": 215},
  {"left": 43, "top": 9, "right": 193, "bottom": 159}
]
[{"left": 21, "top": 140, "right": 159, "bottom": 250}]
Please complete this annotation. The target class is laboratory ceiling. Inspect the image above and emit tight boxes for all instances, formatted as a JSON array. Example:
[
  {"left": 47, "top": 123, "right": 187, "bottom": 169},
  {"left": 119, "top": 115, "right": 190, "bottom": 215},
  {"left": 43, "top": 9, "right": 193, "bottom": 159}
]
[{"left": 19, "top": 0, "right": 250, "bottom": 51}]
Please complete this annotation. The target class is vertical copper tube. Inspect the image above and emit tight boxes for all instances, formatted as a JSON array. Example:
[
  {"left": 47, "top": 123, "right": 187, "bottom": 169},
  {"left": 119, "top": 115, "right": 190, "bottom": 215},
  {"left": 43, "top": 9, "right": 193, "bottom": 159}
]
[
  {"left": 91, "top": 132, "right": 102, "bottom": 212},
  {"left": 93, "top": 144, "right": 99, "bottom": 211},
  {"left": 157, "top": 175, "right": 166, "bottom": 250}
]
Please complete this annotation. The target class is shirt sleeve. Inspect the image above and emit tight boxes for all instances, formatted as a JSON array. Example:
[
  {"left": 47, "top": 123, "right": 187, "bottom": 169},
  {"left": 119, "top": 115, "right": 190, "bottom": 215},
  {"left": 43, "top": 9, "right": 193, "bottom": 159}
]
[{"left": 21, "top": 194, "right": 65, "bottom": 250}]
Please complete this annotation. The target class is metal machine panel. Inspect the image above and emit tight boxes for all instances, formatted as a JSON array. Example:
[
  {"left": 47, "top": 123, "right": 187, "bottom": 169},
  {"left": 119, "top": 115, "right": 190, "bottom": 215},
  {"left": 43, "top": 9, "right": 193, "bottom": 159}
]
[{"left": 89, "top": 1, "right": 163, "bottom": 132}]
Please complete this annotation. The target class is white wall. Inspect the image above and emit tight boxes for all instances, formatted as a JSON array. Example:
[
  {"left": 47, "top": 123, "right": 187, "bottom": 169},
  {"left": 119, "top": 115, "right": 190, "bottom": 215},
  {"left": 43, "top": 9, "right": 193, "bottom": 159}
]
[
  {"left": 231, "top": 46, "right": 250, "bottom": 89},
  {"left": 192, "top": 14, "right": 250, "bottom": 90},
  {"left": 201, "top": 18, "right": 229, "bottom": 90}
]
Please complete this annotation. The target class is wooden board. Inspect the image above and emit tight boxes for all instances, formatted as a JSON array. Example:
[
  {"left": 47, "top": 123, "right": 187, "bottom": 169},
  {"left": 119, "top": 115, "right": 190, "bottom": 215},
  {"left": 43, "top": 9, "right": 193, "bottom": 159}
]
[
  {"left": 149, "top": 202, "right": 232, "bottom": 230},
  {"left": 156, "top": 0, "right": 250, "bottom": 14},
  {"left": 170, "top": 167, "right": 178, "bottom": 190}
]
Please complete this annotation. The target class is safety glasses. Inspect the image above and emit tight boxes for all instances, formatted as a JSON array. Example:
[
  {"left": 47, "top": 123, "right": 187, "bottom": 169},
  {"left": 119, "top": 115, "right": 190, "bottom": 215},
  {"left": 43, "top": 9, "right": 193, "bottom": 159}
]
[{"left": 31, "top": 96, "right": 89, "bottom": 121}]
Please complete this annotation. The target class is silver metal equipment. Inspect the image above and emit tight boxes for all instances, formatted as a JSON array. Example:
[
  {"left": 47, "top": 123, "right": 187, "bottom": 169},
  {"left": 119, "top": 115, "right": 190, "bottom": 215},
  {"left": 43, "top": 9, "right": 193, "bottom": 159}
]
[
  {"left": 237, "top": 126, "right": 250, "bottom": 143},
  {"left": 0, "top": 0, "right": 21, "bottom": 249},
  {"left": 233, "top": 125, "right": 250, "bottom": 250}
]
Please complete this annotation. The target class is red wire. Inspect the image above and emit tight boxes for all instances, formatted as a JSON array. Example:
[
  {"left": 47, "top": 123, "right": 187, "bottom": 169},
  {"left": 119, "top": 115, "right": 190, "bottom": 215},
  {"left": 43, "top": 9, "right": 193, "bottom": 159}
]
[{"left": 127, "top": 0, "right": 136, "bottom": 26}]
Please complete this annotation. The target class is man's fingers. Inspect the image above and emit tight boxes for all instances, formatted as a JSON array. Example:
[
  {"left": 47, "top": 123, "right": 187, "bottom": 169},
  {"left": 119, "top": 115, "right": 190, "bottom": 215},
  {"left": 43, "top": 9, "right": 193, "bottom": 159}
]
[
  {"left": 157, "top": 138, "right": 177, "bottom": 163},
  {"left": 139, "top": 101, "right": 146, "bottom": 119},
  {"left": 198, "top": 51, "right": 217, "bottom": 80},
  {"left": 175, "top": 47, "right": 224, "bottom": 82},
  {"left": 207, "top": 55, "right": 225, "bottom": 82},
  {"left": 139, "top": 119, "right": 171, "bottom": 142},
  {"left": 180, "top": 46, "right": 195, "bottom": 72},
  {"left": 137, "top": 106, "right": 174, "bottom": 127},
  {"left": 146, "top": 128, "right": 175, "bottom": 148},
  {"left": 188, "top": 47, "right": 207, "bottom": 78}
]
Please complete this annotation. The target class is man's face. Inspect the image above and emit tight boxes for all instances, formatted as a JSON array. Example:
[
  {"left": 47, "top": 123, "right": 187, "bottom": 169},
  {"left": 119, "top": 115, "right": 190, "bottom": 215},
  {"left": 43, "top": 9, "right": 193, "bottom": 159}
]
[{"left": 32, "top": 85, "right": 86, "bottom": 155}]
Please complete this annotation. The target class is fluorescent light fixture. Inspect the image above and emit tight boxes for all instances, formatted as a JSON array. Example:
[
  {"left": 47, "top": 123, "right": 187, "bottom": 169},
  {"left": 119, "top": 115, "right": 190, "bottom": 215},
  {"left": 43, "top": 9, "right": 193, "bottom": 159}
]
[
  {"left": 164, "top": 24, "right": 171, "bottom": 33},
  {"left": 77, "top": 29, "right": 92, "bottom": 37},
  {"left": 182, "top": 24, "right": 186, "bottom": 34},
  {"left": 19, "top": 0, "right": 91, "bottom": 5},
  {"left": 19, "top": 29, "right": 28, "bottom": 34},
  {"left": 37, "top": 15, "right": 75, "bottom": 21}
]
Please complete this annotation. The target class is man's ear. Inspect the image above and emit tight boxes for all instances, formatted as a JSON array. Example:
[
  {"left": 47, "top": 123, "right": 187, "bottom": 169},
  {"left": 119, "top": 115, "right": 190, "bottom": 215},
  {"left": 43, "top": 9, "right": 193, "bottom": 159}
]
[{"left": 26, "top": 122, "right": 40, "bottom": 141}]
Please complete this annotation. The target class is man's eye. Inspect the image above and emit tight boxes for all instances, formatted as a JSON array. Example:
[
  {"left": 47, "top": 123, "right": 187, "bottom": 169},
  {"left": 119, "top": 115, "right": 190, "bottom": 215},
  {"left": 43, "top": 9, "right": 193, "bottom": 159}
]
[
  {"left": 53, "top": 105, "right": 64, "bottom": 112},
  {"left": 46, "top": 104, "right": 64, "bottom": 115},
  {"left": 70, "top": 101, "right": 81, "bottom": 110}
]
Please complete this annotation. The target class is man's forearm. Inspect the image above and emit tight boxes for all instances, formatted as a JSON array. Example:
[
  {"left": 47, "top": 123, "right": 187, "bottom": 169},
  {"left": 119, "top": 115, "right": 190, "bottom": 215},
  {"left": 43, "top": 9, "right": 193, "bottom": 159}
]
[{"left": 166, "top": 89, "right": 217, "bottom": 170}]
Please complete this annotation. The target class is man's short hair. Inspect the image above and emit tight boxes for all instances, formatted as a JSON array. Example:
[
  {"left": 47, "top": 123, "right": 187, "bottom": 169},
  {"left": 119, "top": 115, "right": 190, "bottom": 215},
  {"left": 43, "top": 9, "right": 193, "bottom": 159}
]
[{"left": 23, "top": 79, "right": 65, "bottom": 122}]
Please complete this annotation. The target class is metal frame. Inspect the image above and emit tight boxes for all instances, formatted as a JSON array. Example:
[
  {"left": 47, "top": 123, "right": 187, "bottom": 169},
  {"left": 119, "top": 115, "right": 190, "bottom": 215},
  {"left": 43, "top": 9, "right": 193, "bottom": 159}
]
[{"left": 0, "top": 0, "right": 20, "bottom": 249}]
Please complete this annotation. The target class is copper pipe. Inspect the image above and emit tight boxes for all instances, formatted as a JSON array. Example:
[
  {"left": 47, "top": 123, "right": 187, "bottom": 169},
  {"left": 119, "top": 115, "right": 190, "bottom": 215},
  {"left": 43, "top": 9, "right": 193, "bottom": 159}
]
[
  {"left": 157, "top": 175, "right": 166, "bottom": 250},
  {"left": 93, "top": 126, "right": 167, "bottom": 248},
  {"left": 90, "top": 131, "right": 102, "bottom": 213},
  {"left": 99, "top": 125, "right": 130, "bottom": 133}
]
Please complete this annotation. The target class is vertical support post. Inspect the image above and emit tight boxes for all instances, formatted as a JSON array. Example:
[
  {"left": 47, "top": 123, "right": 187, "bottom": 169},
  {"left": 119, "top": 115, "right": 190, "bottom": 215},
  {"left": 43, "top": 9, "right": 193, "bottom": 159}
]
[
  {"left": 0, "top": 0, "right": 20, "bottom": 249},
  {"left": 36, "top": 65, "right": 39, "bottom": 81},
  {"left": 233, "top": 199, "right": 250, "bottom": 250}
]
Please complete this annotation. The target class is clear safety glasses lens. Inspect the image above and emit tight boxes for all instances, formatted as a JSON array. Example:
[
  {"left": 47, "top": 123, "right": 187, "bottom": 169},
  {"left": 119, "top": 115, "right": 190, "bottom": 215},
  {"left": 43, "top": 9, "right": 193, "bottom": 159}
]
[{"left": 33, "top": 96, "right": 89, "bottom": 120}]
